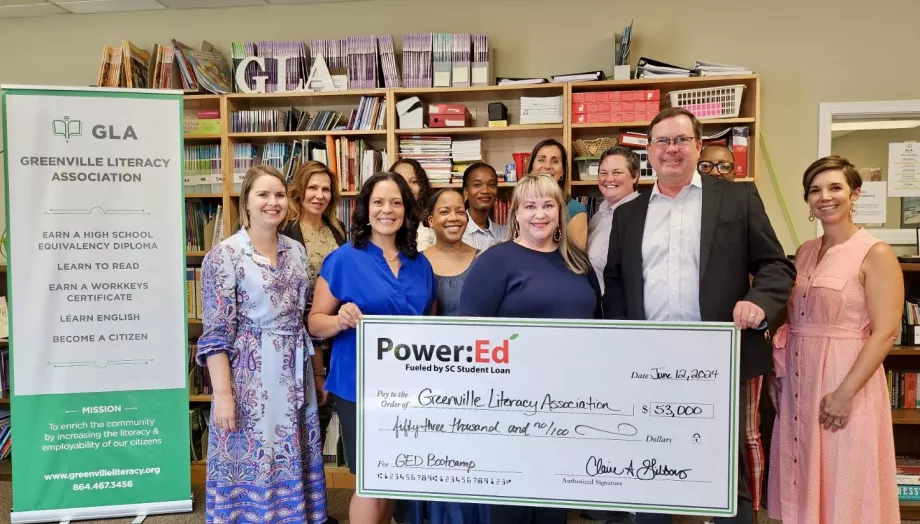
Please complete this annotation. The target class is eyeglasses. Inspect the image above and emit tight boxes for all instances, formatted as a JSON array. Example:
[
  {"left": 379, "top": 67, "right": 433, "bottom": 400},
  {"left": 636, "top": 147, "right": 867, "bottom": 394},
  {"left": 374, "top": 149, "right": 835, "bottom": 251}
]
[
  {"left": 649, "top": 136, "right": 696, "bottom": 148},
  {"left": 697, "top": 161, "right": 735, "bottom": 175}
]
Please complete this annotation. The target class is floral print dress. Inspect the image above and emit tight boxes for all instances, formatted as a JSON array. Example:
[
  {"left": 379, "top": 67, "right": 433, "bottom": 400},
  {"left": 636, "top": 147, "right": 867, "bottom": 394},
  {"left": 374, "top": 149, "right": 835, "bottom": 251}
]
[{"left": 197, "top": 228, "right": 327, "bottom": 523}]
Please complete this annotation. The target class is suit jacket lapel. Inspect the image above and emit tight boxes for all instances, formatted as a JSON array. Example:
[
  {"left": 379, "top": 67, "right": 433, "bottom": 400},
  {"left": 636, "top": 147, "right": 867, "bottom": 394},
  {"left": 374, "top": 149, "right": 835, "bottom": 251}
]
[
  {"left": 699, "top": 175, "right": 721, "bottom": 281},
  {"left": 629, "top": 191, "right": 652, "bottom": 319}
]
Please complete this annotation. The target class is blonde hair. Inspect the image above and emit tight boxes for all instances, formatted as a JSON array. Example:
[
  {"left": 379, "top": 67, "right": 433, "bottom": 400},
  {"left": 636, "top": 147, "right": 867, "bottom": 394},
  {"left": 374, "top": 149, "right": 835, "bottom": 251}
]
[
  {"left": 287, "top": 161, "right": 344, "bottom": 238},
  {"left": 506, "top": 174, "right": 590, "bottom": 275},
  {"left": 239, "top": 164, "right": 288, "bottom": 231}
]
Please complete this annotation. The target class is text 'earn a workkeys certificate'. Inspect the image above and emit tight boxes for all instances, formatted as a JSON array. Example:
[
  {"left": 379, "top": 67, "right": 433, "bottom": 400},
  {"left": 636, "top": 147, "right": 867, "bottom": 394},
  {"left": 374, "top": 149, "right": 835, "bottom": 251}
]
[{"left": 356, "top": 316, "right": 741, "bottom": 517}]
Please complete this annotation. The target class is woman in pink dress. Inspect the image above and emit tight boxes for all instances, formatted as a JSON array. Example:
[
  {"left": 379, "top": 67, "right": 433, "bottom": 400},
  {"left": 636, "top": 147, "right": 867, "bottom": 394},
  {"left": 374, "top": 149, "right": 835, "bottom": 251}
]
[{"left": 767, "top": 155, "right": 902, "bottom": 523}]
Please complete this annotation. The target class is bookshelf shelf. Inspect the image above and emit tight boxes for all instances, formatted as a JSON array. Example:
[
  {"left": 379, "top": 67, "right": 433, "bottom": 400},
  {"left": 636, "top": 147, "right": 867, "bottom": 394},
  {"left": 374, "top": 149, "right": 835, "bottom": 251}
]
[
  {"left": 229, "top": 130, "right": 386, "bottom": 140},
  {"left": 226, "top": 89, "right": 388, "bottom": 104},
  {"left": 185, "top": 193, "right": 223, "bottom": 199},
  {"left": 892, "top": 409, "right": 920, "bottom": 425},
  {"left": 153, "top": 76, "right": 768, "bottom": 486},
  {"left": 396, "top": 124, "right": 563, "bottom": 136},
  {"left": 890, "top": 346, "right": 920, "bottom": 355},
  {"left": 571, "top": 117, "right": 755, "bottom": 131},
  {"left": 0, "top": 398, "right": 8, "bottom": 405},
  {"left": 569, "top": 75, "right": 761, "bottom": 92}
]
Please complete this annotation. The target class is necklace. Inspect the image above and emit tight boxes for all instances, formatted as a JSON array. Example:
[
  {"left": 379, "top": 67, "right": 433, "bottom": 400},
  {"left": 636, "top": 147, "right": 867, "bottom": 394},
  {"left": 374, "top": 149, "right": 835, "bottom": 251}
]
[
  {"left": 384, "top": 253, "right": 400, "bottom": 263},
  {"left": 434, "top": 244, "right": 463, "bottom": 262}
]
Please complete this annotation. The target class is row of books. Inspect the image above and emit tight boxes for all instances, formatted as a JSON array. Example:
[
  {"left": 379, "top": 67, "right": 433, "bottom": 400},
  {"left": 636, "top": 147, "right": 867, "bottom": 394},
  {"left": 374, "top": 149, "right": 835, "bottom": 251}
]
[
  {"left": 186, "top": 267, "right": 203, "bottom": 320},
  {"left": 898, "top": 457, "right": 920, "bottom": 501},
  {"left": 188, "top": 343, "right": 212, "bottom": 396},
  {"left": 185, "top": 202, "right": 223, "bottom": 254},
  {"left": 888, "top": 370, "right": 920, "bottom": 409},
  {"left": 97, "top": 39, "right": 231, "bottom": 94},
  {"left": 225, "top": 34, "right": 489, "bottom": 93},
  {"left": 0, "top": 409, "right": 9, "bottom": 461},
  {"left": 185, "top": 145, "right": 222, "bottom": 194},
  {"left": 230, "top": 97, "right": 385, "bottom": 134}
]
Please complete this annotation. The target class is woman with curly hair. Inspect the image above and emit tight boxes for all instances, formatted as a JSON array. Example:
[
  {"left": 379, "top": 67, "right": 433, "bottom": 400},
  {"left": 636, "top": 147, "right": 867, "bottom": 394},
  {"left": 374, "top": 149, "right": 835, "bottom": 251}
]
[{"left": 308, "top": 171, "right": 437, "bottom": 524}]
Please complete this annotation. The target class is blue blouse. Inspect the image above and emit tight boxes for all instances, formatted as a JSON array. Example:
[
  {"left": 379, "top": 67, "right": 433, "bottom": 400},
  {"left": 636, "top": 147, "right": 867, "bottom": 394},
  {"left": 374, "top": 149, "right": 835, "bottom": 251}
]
[
  {"left": 319, "top": 242, "right": 437, "bottom": 402},
  {"left": 567, "top": 198, "right": 587, "bottom": 220}
]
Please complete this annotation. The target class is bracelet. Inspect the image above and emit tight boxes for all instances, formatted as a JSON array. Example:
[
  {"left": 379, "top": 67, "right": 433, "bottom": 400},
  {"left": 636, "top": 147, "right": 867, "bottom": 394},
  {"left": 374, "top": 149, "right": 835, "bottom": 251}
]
[{"left": 314, "top": 372, "right": 326, "bottom": 378}]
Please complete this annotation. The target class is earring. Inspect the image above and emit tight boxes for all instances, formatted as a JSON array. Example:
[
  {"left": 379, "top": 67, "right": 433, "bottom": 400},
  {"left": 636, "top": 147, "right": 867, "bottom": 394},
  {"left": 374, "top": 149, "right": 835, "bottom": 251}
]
[
  {"left": 513, "top": 228, "right": 520, "bottom": 239},
  {"left": 808, "top": 211, "right": 815, "bottom": 222},
  {"left": 851, "top": 203, "right": 857, "bottom": 214},
  {"left": 553, "top": 227, "right": 561, "bottom": 242}
]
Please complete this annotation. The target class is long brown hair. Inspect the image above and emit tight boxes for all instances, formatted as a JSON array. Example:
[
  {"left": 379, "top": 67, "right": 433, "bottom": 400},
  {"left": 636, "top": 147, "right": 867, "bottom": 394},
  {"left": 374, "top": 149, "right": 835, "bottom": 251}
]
[
  {"left": 287, "top": 161, "right": 344, "bottom": 238},
  {"left": 506, "top": 174, "right": 590, "bottom": 275}
]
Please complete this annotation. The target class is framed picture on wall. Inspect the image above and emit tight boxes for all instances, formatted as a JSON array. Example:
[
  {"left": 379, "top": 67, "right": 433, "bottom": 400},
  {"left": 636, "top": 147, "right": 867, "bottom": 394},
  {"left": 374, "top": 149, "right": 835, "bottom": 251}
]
[{"left": 902, "top": 197, "right": 920, "bottom": 228}]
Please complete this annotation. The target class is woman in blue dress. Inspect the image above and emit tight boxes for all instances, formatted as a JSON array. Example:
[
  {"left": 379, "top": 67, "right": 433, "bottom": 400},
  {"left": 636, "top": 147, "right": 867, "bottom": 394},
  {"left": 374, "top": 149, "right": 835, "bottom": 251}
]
[
  {"left": 308, "top": 171, "right": 438, "bottom": 524},
  {"left": 197, "top": 164, "right": 328, "bottom": 524},
  {"left": 393, "top": 188, "right": 489, "bottom": 524}
]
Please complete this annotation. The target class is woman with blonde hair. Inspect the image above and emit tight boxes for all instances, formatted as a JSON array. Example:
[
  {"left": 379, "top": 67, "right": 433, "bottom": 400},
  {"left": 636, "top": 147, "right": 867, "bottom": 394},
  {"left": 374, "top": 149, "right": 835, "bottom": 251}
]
[
  {"left": 197, "top": 164, "right": 328, "bottom": 523},
  {"left": 457, "top": 174, "right": 602, "bottom": 524}
]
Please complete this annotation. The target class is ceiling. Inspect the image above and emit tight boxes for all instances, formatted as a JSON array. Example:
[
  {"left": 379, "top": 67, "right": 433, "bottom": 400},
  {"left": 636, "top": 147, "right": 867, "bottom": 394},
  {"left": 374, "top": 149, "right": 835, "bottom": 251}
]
[{"left": 0, "top": 0, "right": 363, "bottom": 18}]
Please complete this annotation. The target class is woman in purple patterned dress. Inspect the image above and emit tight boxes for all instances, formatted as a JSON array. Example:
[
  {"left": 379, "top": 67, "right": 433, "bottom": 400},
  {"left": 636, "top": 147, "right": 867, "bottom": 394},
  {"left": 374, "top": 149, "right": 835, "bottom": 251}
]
[{"left": 197, "top": 165, "right": 328, "bottom": 523}]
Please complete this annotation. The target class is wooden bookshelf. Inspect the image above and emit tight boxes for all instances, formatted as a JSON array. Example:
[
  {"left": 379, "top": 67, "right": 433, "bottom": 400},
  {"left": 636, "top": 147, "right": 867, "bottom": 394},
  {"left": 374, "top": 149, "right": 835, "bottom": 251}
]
[
  {"left": 890, "top": 267, "right": 920, "bottom": 517},
  {"left": 172, "top": 75, "right": 766, "bottom": 492}
]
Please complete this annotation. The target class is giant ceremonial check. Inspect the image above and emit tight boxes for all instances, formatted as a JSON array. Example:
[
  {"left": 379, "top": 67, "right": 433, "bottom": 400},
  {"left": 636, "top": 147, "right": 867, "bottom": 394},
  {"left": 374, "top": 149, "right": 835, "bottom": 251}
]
[{"left": 356, "top": 316, "right": 741, "bottom": 517}]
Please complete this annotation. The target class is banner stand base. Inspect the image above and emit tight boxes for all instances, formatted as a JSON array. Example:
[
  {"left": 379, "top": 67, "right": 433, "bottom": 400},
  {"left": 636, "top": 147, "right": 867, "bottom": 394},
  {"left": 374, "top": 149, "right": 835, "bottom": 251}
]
[{"left": 10, "top": 499, "right": 193, "bottom": 524}]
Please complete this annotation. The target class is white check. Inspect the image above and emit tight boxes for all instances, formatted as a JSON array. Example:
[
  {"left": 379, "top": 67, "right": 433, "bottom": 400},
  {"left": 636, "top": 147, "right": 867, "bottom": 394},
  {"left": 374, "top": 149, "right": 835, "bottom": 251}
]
[{"left": 356, "top": 316, "right": 740, "bottom": 517}]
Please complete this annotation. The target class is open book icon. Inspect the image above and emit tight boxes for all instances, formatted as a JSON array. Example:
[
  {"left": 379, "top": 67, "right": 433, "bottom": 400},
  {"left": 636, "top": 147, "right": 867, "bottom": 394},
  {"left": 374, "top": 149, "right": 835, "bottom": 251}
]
[{"left": 52, "top": 117, "right": 82, "bottom": 142}]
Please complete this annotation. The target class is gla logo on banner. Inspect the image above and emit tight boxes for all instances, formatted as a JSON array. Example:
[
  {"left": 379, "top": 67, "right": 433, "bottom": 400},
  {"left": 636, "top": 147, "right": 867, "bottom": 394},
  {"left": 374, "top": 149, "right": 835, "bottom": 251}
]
[
  {"left": 52, "top": 116, "right": 82, "bottom": 142},
  {"left": 2, "top": 85, "right": 192, "bottom": 523}
]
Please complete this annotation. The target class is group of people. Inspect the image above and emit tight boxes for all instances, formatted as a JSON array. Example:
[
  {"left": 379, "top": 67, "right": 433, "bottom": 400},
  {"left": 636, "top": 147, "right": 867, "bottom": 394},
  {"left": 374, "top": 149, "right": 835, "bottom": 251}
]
[{"left": 196, "top": 106, "right": 904, "bottom": 524}]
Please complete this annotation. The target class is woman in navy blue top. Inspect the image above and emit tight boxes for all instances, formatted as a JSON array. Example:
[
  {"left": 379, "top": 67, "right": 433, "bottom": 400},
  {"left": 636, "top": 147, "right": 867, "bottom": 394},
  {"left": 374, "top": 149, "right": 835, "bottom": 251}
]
[
  {"left": 457, "top": 174, "right": 601, "bottom": 524},
  {"left": 308, "top": 172, "right": 437, "bottom": 524}
]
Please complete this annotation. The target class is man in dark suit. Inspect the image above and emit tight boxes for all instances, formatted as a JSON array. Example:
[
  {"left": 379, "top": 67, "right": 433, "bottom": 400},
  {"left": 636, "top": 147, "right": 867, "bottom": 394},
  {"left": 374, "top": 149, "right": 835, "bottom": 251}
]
[{"left": 602, "top": 107, "right": 795, "bottom": 524}]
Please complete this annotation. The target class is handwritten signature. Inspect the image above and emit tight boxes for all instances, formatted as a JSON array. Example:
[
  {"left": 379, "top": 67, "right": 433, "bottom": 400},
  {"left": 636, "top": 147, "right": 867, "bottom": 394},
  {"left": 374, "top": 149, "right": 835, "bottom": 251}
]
[{"left": 585, "top": 456, "right": 691, "bottom": 480}]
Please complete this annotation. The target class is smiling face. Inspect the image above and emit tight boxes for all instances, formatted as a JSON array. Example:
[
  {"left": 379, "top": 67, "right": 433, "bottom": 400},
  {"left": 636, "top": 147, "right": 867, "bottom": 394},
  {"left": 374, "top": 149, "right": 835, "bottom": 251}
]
[
  {"left": 301, "top": 171, "right": 332, "bottom": 218},
  {"left": 648, "top": 115, "right": 702, "bottom": 183},
  {"left": 429, "top": 191, "right": 468, "bottom": 244},
  {"left": 597, "top": 154, "right": 638, "bottom": 204},
  {"left": 515, "top": 189, "right": 560, "bottom": 246},
  {"left": 368, "top": 179, "right": 405, "bottom": 237},
  {"left": 464, "top": 167, "right": 498, "bottom": 212},
  {"left": 393, "top": 162, "right": 421, "bottom": 199},
  {"left": 807, "top": 169, "right": 860, "bottom": 226},
  {"left": 531, "top": 144, "right": 565, "bottom": 182},
  {"left": 699, "top": 146, "right": 736, "bottom": 182},
  {"left": 246, "top": 174, "right": 288, "bottom": 230}
]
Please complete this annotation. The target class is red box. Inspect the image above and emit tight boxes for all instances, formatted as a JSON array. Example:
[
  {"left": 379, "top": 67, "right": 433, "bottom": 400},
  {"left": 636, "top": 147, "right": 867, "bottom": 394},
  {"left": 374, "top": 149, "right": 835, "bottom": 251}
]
[
  {"left": 428, "top": 103, "right": 470, "bottom": 127},
  {"left": 573, "top": 93, "right": 585, "bottom": 103},
  {"left": 597, "top": 113, "right": 612, "bottom": 123},
  {"left": 584, "top": 92, "right": 598, "bottom": 103}
]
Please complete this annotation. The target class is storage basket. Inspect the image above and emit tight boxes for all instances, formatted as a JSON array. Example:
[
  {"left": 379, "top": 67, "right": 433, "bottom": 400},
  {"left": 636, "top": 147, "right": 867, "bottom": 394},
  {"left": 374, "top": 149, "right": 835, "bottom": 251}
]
[
  {"left": 573, "top": 137, "right": 618, "bottom": 157},
  {"left": 574, "top": 157, "right": 601, "bottom": 180},
  {"left": 668, "top": 84, "right": 745, "bottom": 119}
]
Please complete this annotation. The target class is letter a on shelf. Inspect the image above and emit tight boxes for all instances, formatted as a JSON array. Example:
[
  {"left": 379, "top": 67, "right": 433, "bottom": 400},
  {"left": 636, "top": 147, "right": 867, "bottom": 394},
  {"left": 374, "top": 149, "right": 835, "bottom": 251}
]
[{"left": 306, "top": 53, "right": 337, "bottom": 92}]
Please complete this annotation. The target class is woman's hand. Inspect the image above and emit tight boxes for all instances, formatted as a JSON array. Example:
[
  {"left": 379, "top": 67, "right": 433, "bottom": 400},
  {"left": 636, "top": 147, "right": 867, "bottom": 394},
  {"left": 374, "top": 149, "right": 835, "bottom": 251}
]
[
  {"left": 336, "top": 302, "right": 363, "bottom": 330},
  {"left": 819, "top": 388, "right": 853, "bottom": 431},
  {"left": 315, "top": 375, "right": 328, "bottom": 406},
  {"left": 213, "top": 391, "right": 237, "bottom": 432},
  {"left": 767, "top": 371, "right": 782, "bottom": 416}
]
